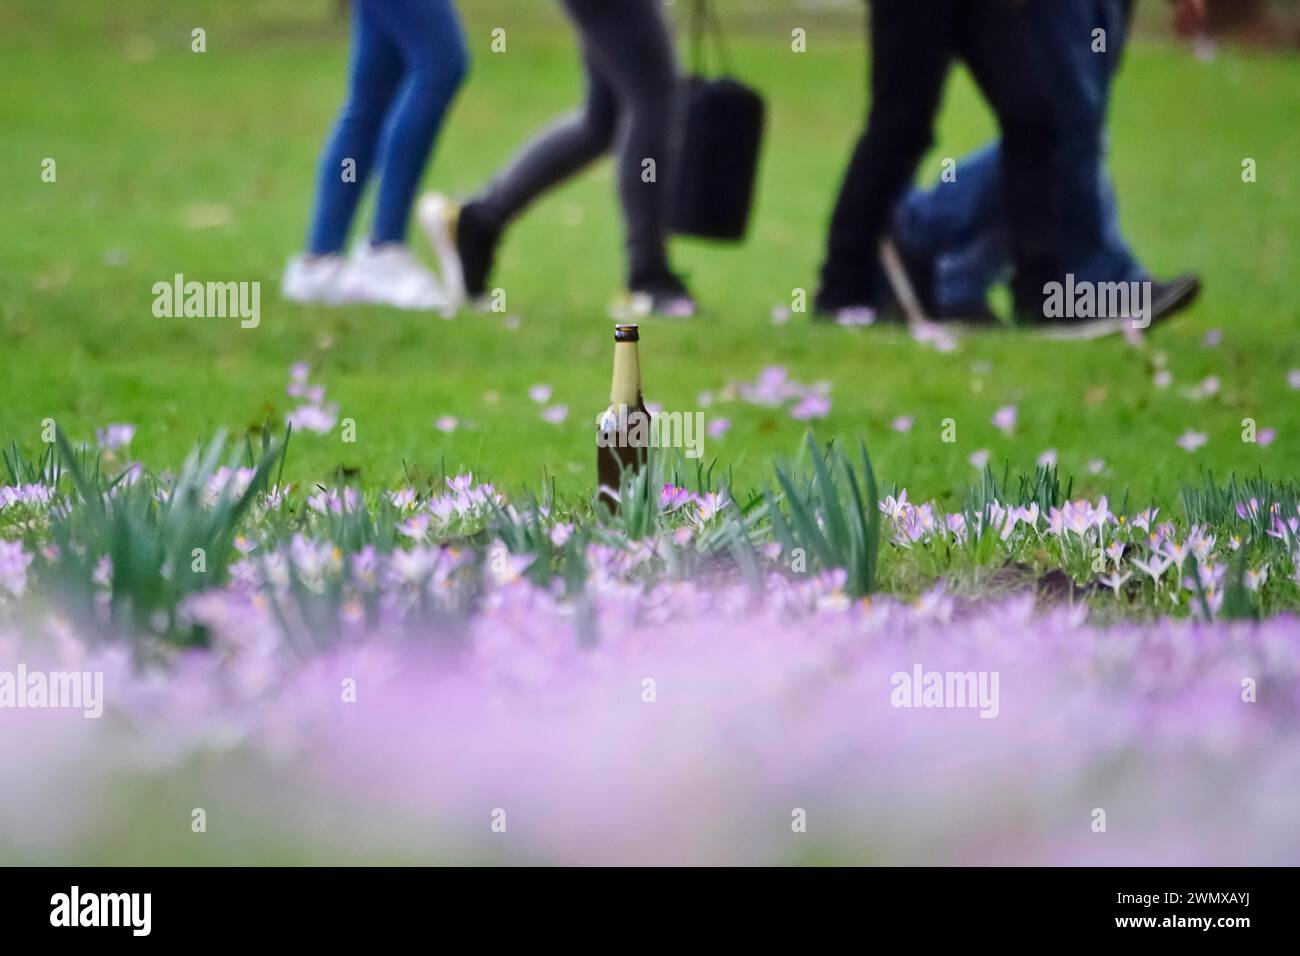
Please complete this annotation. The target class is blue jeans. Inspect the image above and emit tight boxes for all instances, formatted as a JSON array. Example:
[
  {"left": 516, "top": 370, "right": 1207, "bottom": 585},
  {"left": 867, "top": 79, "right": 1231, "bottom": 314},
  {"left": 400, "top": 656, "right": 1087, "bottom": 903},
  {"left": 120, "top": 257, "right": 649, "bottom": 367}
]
[
  {"left": 308, "top": 0, "right": 467, "bottom": 254},
  {"left": 895, "top": 0, "right": 1144, "bottom": 312}
]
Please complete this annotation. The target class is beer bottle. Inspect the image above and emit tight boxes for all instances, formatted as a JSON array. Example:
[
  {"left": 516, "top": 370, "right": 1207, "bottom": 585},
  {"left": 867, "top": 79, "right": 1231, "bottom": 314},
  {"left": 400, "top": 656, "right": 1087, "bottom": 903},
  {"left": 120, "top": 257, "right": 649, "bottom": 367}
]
[{"left": 596, "top": 323, "right": 650, "bottom": 510}]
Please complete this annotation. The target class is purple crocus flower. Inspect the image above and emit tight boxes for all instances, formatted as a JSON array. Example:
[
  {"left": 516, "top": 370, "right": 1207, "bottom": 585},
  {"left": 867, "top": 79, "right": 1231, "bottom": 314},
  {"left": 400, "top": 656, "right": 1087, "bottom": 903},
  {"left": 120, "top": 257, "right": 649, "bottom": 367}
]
[
  {"left": 286, "top": 403, "right": 338, "bottom": 434},
  {"left": 790, "top": 394, "right": 831, "bottom": 421},
  {"left": 95, "top": 424, "right": 136, "bottom": 451},
  {"left": 0, "top": 541, "right": 33, "bottom": 598},
  {"left": 992, "top": 405, "right": 1017, "bottom": 436},
  {"left": 659, "top": 484, "right": 695, "bottom": 511}
]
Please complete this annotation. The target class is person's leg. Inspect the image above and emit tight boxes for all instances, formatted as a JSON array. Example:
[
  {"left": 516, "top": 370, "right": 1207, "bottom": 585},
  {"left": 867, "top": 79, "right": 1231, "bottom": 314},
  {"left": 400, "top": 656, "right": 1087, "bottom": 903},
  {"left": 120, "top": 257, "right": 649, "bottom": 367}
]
[
  {"left": 1083, "top": 0, "right": 1199, "bottom": 323},
  {"left": 1086, "top": 0, "right": 1145, "bottom": 282},
  {"left": 465, "top": 50, "right": 619, "bottom": 234},
  {"left": 474, "top": 0, "right": 676, "bottom": 280},
  {"left": 461, "top": 0, "right": 679, "bottom": 297},
  {"left": 306, "top": 4, "right": 404, "bottom": 255},
  {"left": 957, "top": 0, "right": 1064, "bottom": 315},
  {"left": 1010, "top": 0, "right": 1121, "bottom": 285},
  {"left": 896, "top": 0, "right": 1139, "bottom": 313},
  {"left": 893, "top": 143, "right": 1009, "bottom": 312},
  {"left": 563, "top": 0, "right": 679, "bottom": 282},
  {"left": 896, "top": 144, "right": 1003, "bottom": 253},
  {"left": 452, "top": 47, "right": 619, "bottom": 299},
  {"left": 818, "top": 0, "right": 957, "bottom": 311},
  {"left": 932, "top": 224, "right": 1011, "bottom": 314},
  {"left": 363, "top": 0, "right": 468, "bottom": 246}
]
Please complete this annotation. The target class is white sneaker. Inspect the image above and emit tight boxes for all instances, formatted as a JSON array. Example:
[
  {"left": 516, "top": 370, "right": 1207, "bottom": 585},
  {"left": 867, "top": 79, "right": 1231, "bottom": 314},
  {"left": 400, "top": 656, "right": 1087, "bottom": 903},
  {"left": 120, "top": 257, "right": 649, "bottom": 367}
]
[
  {"left": 417, "top": 193, "right": 466, "bottom": 311},
  {"left": 282, "top": 254, "right": 350, "bottom": 305},
  {"left": 340, "top": 242, "right": 450, "bottom": 312}
]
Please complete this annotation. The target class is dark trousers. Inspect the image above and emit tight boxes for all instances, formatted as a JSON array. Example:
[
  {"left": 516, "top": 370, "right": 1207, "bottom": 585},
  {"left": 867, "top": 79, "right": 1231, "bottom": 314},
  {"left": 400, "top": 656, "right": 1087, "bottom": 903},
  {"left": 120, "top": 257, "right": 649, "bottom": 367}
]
[
  {"left": 470, "top": 0, "right": 677, "bottom": 281},
  {"left": 894, "top": 0, "right": 1143, "bottom": 311},
  {"left": 819, "top": 0, "right": 1063, "bottom": 312}
]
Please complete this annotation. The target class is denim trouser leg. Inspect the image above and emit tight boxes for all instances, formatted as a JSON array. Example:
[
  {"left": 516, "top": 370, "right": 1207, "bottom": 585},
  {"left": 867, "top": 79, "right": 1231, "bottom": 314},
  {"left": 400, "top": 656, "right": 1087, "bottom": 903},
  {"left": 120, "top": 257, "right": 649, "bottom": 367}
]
[
  {"left": 307, "top": 0, "right": 467, "bottom": 254},
  {"left": 1051, "top": 0, "right": 1142, "bottom": 284},
  {"left": 308, "top": 5, "right": 402, "bottom": 255},
  {"left": 364, "top": 0, "right": 468, "bottom": 246},
  {"left": 895, "top": 0, "right": 1144, "bottom": 311},
  {"left": 894, "top": 143, "right": 1009, "bottom": 310}
]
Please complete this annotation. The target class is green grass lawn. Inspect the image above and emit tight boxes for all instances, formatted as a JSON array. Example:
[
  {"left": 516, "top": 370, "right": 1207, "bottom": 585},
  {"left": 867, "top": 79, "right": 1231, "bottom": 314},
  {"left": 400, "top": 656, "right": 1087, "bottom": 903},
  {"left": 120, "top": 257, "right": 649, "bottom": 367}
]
[{"left": 2, "top": 0, "right": 1297, "bottom": 507}]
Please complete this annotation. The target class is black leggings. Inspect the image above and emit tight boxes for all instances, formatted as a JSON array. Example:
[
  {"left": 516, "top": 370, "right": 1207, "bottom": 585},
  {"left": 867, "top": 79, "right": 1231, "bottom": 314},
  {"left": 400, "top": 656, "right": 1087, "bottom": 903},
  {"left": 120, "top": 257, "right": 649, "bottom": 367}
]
[
  {"left": 468, "top": 0, "right": 678, "bottom": 280},
  {"left": 821, "top": 0, "right": 1063, "bottom": 311}
]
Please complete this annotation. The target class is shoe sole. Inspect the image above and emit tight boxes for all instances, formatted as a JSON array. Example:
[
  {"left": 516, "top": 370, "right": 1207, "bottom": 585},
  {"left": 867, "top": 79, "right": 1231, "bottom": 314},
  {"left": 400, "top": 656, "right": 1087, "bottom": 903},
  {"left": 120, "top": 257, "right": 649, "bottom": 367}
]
[
  {"left": 283, "top": 287, "right": 352, "bottom": 307},
  {"left": 417, "top": 193, "right": 466, "bottom": 313},
  {"left": 282, "top": 259, "right": 353, "bottom": 307},
  {"left": 339, "top": 243, "right": 452, "bottom": 313},
  {"left": 1035, "top": 277, "right": 1201, "bottom": 341},
  {"left": 1035, "top": 317, "right": 1129, "bottom": 341},
  {"left": 336, "top": 282, "right": 451, "bottom": 312},
  {"left": 1151, "top": 278, "right": 1201, "bottom": 323},
  {"left": 1035, "top": 294, "right": 1198, "bottom": 342}
]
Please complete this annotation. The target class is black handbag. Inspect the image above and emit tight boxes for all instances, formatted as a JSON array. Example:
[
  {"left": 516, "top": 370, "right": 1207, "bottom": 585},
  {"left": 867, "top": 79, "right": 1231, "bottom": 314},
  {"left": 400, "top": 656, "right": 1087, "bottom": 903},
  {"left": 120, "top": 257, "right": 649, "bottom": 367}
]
[{"left": 670, "top": 0, "right": 765, "bottom": 241}]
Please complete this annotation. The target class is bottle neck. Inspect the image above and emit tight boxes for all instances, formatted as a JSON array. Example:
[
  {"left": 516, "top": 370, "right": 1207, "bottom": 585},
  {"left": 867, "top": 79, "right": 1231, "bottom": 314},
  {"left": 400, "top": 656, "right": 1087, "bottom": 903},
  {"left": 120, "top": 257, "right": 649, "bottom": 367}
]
[{"left": 610, "top": 341, "right": 641, "bottom": 406}]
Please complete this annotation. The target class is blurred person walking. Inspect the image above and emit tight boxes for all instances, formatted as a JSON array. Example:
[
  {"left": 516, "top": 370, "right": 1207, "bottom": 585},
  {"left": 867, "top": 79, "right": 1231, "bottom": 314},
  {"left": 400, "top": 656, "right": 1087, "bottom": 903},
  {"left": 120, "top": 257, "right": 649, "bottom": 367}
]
[
  {"left": 421, "top": 0, "right": 694, "bottom": 318},
  {"left": 283, "top": 0, "right": 468, "bottom": 311},
  {"left": 892, "top": 0, "right": 1205, "bottom": 335},
  {"left": 816, "top": 0, "right": 1064, "bottom": 326}
]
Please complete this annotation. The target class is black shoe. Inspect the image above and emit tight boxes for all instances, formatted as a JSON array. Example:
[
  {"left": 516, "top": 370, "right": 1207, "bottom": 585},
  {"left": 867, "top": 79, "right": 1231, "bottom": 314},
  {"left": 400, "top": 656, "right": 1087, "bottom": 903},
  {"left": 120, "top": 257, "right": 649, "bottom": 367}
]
[
  {"left": 621, "top": 269, "right": 697, "bottom": 319},
  {"left": 1150, "top": 273, "right": 1202, "bottom": 324},
  {"left": 1031, "top": 273, "right": 1202, "bottom": 341},
  {"left": 455, "top": 200, "right": 500, "bottom": 301}
]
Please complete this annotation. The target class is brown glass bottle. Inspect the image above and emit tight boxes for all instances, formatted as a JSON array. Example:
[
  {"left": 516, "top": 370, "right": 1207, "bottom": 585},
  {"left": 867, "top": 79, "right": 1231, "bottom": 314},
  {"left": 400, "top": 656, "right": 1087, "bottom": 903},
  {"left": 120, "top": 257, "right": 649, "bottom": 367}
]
[{"left": 596, "top": 324, "right": 650, "bottom": 511}]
